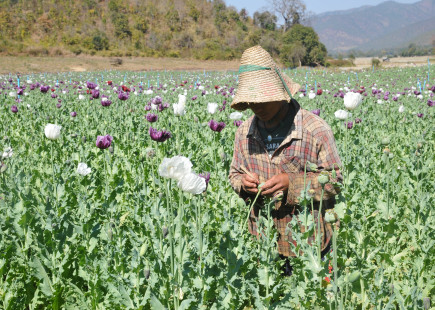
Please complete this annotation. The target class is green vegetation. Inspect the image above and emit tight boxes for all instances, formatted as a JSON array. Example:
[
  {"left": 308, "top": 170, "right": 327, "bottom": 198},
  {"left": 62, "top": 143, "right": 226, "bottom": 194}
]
[{"left": 0, "top": 0, "right": 326, "bottom": 66}]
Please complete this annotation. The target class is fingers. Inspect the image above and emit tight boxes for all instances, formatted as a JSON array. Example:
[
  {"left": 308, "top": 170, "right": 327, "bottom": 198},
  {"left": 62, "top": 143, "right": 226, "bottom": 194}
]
[{"left": 241, "top": 173, "right": 259, "bottom": 194}]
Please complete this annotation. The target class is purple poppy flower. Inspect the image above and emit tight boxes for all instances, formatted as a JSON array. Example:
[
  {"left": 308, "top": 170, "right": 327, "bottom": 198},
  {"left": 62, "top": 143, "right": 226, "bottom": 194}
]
[
  {"left": 427, "top": 100, "right": 434, "bottom": 107},
  {"left": 209, "top": 119, "right": 226, "bottom": 132},
  {"left": 145, "top": 105, "right": 151, "bottom": 111},
  {"left": 92, "top": 89, "right": 100, "bottom": 99},
  {"left": 40, "top": 85, "right": 50, "bottom": 93},
  {"left": 199, "top": 172, "right": 211, "bottom": 189},
  {"left": 30, "top": 84, "right": 36, "bottom": 90},
  {"left": 192, "top": 95, "right": 198, "bottom": 100},
  {"left": 233, "top": 120, "right": 243, "bottom": 127},
  {"left": 17, "top": 88, "right": 23, "bottom": 96},
  {"left": 383, "top": 95, "right": 389, "bottom": 101},
  {"left": 51, "top": 93, "right": 58, "bottom": 99},
  {"left": 151, "top": 96, "right": 162, "bottom": 105},
  {"left": 11, "top": 105, "right": 18, "bottom": 113},
  {"left": 149, "top": 127, "right": 171, "bottom": 142},
  {"left": 146, "top": 113, "right": 158, "bottom": 122},
  {"left": 393, "top": 96, "right": 398, "bottom": 101},
  {"left": 101, "top": 99, "right": 112, "bottom": 107},
  {"left": 372, "top": 89, "right": 377, "bottom": 95},
  {"left": 202, "top": 90, "right": 206, "bottom": 96},
  {"left": 118, "top": 92, "right": 129, "bottom": 101},
  {"left": 87, "top": 82, "right": 97, "bottom": 89},
  {"left": 414, "top": 90, "right": 421, "bottom": 96},
  {"left": 417, "top": 113, "right": 423, "bottom": 118},
  {"left": 96, "top": 135, "right": 113, "bottom": 149},
  {"left": 430, "top": 85, "right": 435, "bottom": 93},
  {"left": 311, "top": 109, "right": 320, "bottom": 116},
  {"left": 346, "top": 121, "right": 353, "bottom": 129},
  {"left": 355, "top": 118, "right": 362, "bottom": 124},
  {"left": 70, "top": 111, "right": 77, "bottom": 117}
]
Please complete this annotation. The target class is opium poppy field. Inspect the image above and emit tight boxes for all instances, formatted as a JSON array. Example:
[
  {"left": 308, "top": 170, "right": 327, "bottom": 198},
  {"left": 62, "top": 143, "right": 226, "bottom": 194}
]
[{"left": 0, "top": 66, "right": 433, "bottom": 309}]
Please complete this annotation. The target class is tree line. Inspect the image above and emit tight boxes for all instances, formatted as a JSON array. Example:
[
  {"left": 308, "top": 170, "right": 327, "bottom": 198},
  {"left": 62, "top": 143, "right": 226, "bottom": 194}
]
[{"left": 0, "top": 0, "right": 326, "bottom": 67}]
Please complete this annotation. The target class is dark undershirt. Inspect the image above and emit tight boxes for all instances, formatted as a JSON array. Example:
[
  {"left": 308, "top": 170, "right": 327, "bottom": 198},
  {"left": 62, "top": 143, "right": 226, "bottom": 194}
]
[{"left": 257, "top": 101, "right": 297, "bottom": 156}]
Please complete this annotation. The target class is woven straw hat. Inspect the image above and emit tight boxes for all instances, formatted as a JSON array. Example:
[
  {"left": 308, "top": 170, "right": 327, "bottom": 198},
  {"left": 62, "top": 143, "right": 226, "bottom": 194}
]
[{"left": 231, "top": 45, "right": 300, "bottom": 111}]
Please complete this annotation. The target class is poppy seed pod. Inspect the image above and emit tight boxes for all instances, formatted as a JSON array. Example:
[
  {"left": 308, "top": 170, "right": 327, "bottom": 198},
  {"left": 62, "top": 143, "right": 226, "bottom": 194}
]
[{"left": 318, "top": 171, "right": 329, "bottom": 186}]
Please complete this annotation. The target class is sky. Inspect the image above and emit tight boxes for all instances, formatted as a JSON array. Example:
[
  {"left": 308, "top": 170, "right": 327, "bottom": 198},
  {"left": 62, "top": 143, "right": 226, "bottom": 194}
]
[{"left": 226, "top": 0, "right": 419, "bottom": 17}]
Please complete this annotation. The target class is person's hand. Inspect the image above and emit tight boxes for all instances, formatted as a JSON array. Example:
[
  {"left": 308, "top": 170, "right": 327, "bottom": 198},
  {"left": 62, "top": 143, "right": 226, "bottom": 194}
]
[
  {"left": 261, "top": 173, "right": 289, "bottom": 197},
  {"left": 241, "top": 172, "right": 260, "bottom": 195}
]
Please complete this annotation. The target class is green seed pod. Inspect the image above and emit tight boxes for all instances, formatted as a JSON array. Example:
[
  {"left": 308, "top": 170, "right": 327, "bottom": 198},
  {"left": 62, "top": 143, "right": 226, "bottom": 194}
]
[
  {"left": 108, "top": 228, "right": 113, "bottom": 241},
  {"left": 345, "top": 258, "right": 353, "bottom": 267},
  {"left": 381, "top": 137, "right": 390, "bottom": 146},
  {"left": 318, "top": 171, "right": 329, "bottom": 185},
  {"left": 71, "top": 133, "right": 77, "bottom": 138},
  {"left": 272, "top": 191, "right": 284, "bottom": 202},
  {"left": 347, "top": 271, "right": 361, "bottom": 283},
  {"left": 325, "top": 210, "right": 337, "bottom": 223},
  {"left": 236, "top": 197, "right": 246, "bottom": 208}
]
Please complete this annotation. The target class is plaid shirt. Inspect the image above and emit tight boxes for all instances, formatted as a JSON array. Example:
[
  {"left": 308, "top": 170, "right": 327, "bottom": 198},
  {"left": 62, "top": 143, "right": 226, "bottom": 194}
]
[{"left": 229, "top": 100, "right": 342, "bottom": 257}]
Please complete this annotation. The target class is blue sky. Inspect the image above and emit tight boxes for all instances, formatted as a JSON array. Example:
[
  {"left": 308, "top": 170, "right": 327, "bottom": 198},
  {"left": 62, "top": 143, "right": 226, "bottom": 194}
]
[{"left": 226, "top": 0, "right": 418, "bottom": 16}]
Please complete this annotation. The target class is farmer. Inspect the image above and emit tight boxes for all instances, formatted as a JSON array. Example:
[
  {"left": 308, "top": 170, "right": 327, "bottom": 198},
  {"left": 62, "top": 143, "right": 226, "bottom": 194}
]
[{"left": 228, "top": 45, "right": 342, "bottom": 275}]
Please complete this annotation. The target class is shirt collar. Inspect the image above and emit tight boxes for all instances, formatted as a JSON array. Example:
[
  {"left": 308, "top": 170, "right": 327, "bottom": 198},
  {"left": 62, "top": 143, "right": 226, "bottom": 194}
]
[{"left": 247, "top": 100, "right": 303, "bottom": 142}]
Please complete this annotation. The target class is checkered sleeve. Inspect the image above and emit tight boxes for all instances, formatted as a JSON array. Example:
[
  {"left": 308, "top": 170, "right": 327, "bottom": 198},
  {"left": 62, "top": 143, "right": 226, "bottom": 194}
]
[
  {"left": 229, "top": 128, "right": 247, "bottom": 195},
  {"left": 286, "top": 127, "right": 342, "bottom": 205}
]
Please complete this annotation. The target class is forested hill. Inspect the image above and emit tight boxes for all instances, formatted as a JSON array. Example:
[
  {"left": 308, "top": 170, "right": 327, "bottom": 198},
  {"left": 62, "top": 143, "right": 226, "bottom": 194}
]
[{"left": 0, "top": 0, "right": 283, "bottom": 60}]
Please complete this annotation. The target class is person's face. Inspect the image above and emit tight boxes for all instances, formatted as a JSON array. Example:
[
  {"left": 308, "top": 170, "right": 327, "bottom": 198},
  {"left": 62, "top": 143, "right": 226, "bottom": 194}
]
[{"left": 249, "top": 101, "right": 283, "bottom": 122}]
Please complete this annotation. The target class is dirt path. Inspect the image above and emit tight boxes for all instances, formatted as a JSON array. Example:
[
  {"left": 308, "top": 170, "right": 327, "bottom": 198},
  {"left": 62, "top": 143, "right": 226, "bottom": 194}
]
[{"left": 0, "top": 55, "right": 432, "bottom": 75}]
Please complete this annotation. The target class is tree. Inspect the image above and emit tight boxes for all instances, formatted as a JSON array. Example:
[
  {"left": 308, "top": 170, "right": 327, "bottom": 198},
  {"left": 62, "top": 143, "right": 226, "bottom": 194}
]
[
  {"left": 281, "top": 42, "right": 306, "bottom": 67},
  {"left": 281, "top": 24, "right": 327, "bottom": 66},
  {"left": 270, "top": 0, "right": 306, "bottom": 32},
  {"left": 253, "top": 11, "right": 277, "bottom": 31}
]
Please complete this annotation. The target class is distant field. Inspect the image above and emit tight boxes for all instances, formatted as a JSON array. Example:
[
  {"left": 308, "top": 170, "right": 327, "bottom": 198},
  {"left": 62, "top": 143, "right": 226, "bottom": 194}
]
[
  {"left": 0, "top": 55, "right": 432, "bottom": 74},
  {"left": 0, "top": 55, "right": 240, "bottom": 75}
]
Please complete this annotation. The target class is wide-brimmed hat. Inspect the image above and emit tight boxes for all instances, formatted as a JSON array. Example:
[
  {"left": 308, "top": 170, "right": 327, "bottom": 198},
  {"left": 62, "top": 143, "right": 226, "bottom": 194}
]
[{"left": 231, "top": 45, "right": 300, "bottom": 111}]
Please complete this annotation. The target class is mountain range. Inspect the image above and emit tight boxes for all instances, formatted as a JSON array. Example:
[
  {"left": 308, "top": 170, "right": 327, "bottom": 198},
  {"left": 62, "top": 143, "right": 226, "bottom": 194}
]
[{"left": 310, "top": 0, "right": 435, "bottom": 53}]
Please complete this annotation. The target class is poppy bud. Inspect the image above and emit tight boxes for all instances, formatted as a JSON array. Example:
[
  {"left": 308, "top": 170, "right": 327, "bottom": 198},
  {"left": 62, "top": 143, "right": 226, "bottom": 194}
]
[
  {"left": 108, "top": 228, "right": 112, "bottom": 241},
  {"left": 109, "top": 146, "right": 114, "bottom": 154},
  {"left": 82, "top": 136, "right": 87, "bottom": 143},
  {"left": 0, "top": 163, "right": 7, "bottom": 173},
  {"left": 423, "top": 297, "right": 431, "bottom": 310},
  {"left": 144, "top": 269, "right": 150, "bottom": 279},
  {"left": 347, "top": 271, "right": 361, "bottom": 283},
  {"left": 162, "top": 227, "right": 168, "bottom": 238},
  {"left": 140, "top": 243, "right": 147, "bottom": 256}
]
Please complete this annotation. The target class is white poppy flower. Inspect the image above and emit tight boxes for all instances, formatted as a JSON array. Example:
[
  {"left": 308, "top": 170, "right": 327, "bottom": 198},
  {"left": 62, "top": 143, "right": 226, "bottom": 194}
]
[
  {"left": 178, "top": 94, "right": 186, "bottom": 107},
  {"left": 102, "top": 97, "right": 108, "bottom": 102},
  {"left": 398, "top": 105, "right": 405, "bottom": 113},
  {"left": 229, "top": 112, "right": 243, "bottom": 120},
  {"left": 299, "top": 93, "right": 305, "bottom": 98},
  {"left": 173, "top": 103, "right": 186, "bottom": 116},
  {"left": 377, "top": 99, "right": 384, "bottom": 104},
  {"left": 44, "top": 124, "right": 62, "bottom": 140},
  {"left": 79, "top": 94, "right": 85, "bottom": 100},
  {"left": 177, "top": 173, "right": 206, "bottom": 194},
  {"left": 77, "top": 163, "right": 91, "bottom": 176},
  {"left": 159, "top": 156, "right": 192, "bottom": 180},
  {"left": 344, "top": 92, "right": 362, "bottom": 110},
  {"left": 9, "top": 92, "right": 16, "bottom": 97},
  {"left": 417, "top": 94, "right": 423, "bottom": 100},
  {"left": 308, "top": 92, "right": 316, "bottom": 99},
  {"left": 2, "top": 147, "right": 13, "bottom": 159},
  {"left": 62, "top": 90, "right": 67, "bottom": 94},
  {"left": 198, "top": 86, "right": 204, "bottom": 90},
  {"left": 334, "top": 110, "right": 351, "bottom": 120},
  {"left": 27, "top": 79, "right": 32, "bottom": 84},
  {"left": 207, "top": 103, "right": 218, "bottom": 114},
  {"left": 134, "top": 91, "right": 138, "bottom": 95},
  {"left": 24, "top": 92, "right": 29, "bottom": 96}
]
